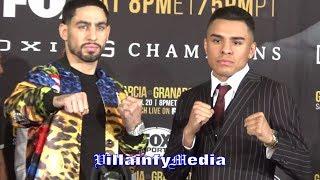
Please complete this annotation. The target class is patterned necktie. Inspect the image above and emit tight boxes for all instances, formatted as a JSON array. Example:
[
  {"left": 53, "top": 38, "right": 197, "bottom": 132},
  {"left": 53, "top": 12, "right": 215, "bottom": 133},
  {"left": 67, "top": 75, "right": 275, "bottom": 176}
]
[{"left": 213, "top": 84, "right": 231, "bottom": 128}]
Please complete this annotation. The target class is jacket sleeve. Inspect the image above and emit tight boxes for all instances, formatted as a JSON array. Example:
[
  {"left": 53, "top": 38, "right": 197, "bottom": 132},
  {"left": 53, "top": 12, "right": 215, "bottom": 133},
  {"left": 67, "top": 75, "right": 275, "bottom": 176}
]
[
  {"left": 110, "top": 81, "right": 148, "bottom": 156},
  {"left": 3, "top": 65, "right": 60, "bottom": 128},
  {"left": 163, "top": 92, "right": 194, "bottom": 180},
  {"left": 270, "top": 83, "right": 313, "bottom": 179},
  {"left": 118, "top": 132, "right": 148, "bottom": 156}
]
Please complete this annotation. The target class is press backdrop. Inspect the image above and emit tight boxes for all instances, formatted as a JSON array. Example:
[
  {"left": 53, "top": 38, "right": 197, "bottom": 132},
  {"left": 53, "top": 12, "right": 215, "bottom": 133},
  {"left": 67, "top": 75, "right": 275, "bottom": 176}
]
[{"left": 0, "top": 0, "right": 319, "bottom": 179}]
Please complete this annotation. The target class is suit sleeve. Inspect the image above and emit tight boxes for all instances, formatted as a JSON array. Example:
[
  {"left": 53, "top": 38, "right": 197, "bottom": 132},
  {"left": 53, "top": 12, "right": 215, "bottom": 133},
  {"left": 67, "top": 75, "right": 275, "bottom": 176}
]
[
  {"left": 270, "top": 83, "right": 312, "bottom": 179},
  {"left": 163, "top": 92, "right": 195, "bottom": 180}
]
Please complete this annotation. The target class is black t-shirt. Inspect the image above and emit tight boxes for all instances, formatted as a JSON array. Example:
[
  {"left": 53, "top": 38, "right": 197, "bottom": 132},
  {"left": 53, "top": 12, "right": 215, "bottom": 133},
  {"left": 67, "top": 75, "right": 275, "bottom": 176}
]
[
  {"left": 43, "top": 57, "right": 142, "bottom": 179},
  {"left": 69, "top": 67, "right": 106, "bottom": 180}
]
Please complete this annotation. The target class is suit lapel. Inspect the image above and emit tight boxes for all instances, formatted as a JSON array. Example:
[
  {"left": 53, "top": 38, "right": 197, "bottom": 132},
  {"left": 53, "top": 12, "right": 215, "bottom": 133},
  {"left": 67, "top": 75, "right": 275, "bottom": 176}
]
[
  {"left": 211, "top": 71, "right": 262, "bottom": 152},
  {"left": 195, "top": 80, "right": 212, "bottom": 106}
]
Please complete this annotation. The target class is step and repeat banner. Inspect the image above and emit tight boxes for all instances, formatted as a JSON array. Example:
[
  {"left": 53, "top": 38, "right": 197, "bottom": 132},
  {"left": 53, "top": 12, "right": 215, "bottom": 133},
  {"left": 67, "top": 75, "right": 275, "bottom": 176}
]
[{"left": 0, "top": 0, "right": 319, "bottom": 179}]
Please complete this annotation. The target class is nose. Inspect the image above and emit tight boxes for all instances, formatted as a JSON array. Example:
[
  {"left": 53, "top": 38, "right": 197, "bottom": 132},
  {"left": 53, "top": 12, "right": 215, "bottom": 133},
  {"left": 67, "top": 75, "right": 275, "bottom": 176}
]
[
  {"left": 221, "top": 41, "right": 232, "bottom": 55},
  {"left": 87, "top": 26, "right": 97, "bottom": 41}
]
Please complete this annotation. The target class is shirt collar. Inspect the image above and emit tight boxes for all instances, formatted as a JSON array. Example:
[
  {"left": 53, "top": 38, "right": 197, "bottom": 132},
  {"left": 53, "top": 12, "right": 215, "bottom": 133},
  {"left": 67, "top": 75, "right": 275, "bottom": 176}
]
[{"left": 210, "top": 64, "right": 250, "bottom": 97}]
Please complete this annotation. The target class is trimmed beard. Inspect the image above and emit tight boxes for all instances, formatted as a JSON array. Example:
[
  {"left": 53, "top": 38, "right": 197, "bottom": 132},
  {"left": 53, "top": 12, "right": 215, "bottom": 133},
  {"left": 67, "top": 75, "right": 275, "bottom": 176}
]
[{"left": 68, "top": 42, "right": 103, "bottom": 62}]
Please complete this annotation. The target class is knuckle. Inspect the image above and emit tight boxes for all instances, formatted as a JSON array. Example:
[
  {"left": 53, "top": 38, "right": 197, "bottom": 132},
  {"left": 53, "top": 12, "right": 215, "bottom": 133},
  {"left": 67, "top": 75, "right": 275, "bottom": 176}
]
[
  {"left": 70, "top": 95, "right": 76, "bottom": 101},
  {"left": 256, "top": 129, "right": 261, "bottom": 134},
  {"left": 65, "top": 96, "right": 70, "bottom": 102}
]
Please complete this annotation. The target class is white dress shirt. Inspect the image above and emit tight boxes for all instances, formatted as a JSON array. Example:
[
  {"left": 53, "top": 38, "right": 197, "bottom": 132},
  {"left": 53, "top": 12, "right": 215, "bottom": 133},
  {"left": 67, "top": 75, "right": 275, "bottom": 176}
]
[{"left": 210, "top": 64, "right": 249, "bottom": 109}]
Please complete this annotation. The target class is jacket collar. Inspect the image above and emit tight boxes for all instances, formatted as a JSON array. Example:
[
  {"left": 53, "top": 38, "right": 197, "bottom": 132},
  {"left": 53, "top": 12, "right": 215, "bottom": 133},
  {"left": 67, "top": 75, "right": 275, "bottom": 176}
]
[{"left": 52, "top": 56, "right": 120, "bottom": 107}]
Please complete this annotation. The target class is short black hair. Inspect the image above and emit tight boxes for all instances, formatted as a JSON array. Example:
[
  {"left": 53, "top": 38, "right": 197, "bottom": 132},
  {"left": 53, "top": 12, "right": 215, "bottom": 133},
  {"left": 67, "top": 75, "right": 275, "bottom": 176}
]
[
  {"left": 61, "top": 0, "right": 110, "bottom": 25},
  {"left": 207, "top": 6, "right": 255, "bottom": 35}
]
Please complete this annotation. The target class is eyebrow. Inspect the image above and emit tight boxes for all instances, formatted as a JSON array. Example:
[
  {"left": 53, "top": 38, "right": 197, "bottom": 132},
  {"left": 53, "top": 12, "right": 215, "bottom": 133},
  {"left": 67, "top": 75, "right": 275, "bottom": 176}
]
[
  {"left": 210, "top": 33, "right": 245, "bottom": 41},
  {"left": 76, "top": 21, "right": 108, "bottom": 26}
]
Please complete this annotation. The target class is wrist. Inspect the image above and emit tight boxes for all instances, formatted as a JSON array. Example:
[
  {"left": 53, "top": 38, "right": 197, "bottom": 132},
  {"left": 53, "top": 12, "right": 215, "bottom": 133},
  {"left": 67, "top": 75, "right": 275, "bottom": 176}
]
[
  {"left": 264, "top": 130, "right": 278, "bottom": 148},
  {"left": 44, "top": 90, "right": 60, "bottom": 113},
  {"left": 127, "top": 121, "right": 145, "bottom": 136},
  {"left": 183, "top": 127, "right": 195, "bottom": 142}
]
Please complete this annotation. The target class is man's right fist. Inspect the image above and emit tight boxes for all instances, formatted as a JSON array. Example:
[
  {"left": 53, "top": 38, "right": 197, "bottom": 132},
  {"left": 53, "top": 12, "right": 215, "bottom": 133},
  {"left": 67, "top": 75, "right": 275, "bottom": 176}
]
[
  {"left": 53, "top": 92, "right": 89, "bottom": 116},
  {"left": 183, "top": 101, "right": 214, "bottom": 147}
]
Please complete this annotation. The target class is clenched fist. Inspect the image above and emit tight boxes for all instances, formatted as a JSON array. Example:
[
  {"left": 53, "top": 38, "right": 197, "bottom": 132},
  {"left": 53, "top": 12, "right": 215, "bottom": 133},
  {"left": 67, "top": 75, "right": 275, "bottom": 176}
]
[
  {"left": 183, "top": 101, "right": 214, "bottom": 148},
  {"left": 244, "top": 112, "right": 273, "bottom": 145},
  {"left": 53, "top": 92, "right": 89, "bottom": 116},
  {"left": 118, "top": 96, "right": 143, "bottom": 132}
]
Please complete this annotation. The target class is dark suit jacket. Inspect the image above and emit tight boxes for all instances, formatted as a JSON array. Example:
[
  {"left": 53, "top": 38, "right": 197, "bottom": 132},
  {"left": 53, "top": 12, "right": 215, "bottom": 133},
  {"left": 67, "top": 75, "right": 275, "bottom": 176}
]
[{"left": 164, "top": 71, "right": 312, "bottom": 180}]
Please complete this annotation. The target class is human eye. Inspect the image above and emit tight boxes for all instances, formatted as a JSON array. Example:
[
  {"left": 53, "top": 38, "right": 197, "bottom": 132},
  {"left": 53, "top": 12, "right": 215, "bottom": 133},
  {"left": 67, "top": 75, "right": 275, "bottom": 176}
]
[
  {"left": 233, "top": 40, "right": 243, "bottom": 45},
  {"left": 212, "top": 38, "right": 221, "bottom": 44},
  {"left": 78, "top": 23, "right": 88, "bottom": 30},
  {"left": 97, "top": 25, "right": 106, "bottom": 31}
]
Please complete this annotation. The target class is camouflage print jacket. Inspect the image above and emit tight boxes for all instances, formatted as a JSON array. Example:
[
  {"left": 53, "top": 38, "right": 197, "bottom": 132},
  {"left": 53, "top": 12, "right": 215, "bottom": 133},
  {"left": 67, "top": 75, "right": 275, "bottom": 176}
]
[{"left": 4, "top": 57, "right": 147, "bottom": 179}]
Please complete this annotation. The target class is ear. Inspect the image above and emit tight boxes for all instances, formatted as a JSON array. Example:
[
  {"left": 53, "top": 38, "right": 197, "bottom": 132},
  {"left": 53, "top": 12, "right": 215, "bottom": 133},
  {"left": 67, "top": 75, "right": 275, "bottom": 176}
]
[
  {"left": 204, "top": 38, "right": 208, "bottom": 55},
  {"left": 59, "top": 23, "right": 68, "bottom": 41},
  {"left": 248, "top": 42, "right": 256, "bottom": 59}
]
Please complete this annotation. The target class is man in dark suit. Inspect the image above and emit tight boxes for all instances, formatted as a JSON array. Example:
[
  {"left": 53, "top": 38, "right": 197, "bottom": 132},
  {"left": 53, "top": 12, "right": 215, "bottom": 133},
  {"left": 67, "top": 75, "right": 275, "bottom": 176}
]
[{"left": 164, "top": 6, "right": 312, "bottom": 180}]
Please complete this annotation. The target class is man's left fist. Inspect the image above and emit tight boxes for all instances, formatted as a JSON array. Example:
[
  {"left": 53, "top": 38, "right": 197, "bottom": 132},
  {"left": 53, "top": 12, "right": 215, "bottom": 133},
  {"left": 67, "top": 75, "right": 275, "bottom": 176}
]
[
  {"left": 118, "top": 96, "right": 143, "bottom": 132},
  {"left": 244, "top": 112, "right": 273, "bottom": 145}
]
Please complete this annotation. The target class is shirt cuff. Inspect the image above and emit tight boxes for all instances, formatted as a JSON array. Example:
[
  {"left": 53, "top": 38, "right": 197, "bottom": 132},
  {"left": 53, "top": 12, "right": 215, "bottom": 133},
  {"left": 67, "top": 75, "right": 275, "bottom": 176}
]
[
  {"left": 182, "top": 134, "right": 196, "bottom": 150},
  {"left": 266, "top": 147, "right": 276, "bottom": 159},
  {"left": 43, "top": 89, "right": 60, "bottom": 114}
]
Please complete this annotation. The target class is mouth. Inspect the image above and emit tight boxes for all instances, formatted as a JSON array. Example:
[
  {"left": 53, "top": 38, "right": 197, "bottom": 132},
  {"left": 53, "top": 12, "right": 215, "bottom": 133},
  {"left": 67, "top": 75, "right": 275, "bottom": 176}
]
[
  {"left": 83, "top": 43, "right": 100, "bottom": 53},
  {"left": 217, "top": 59, "right": 234, "bottom": 66}
]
